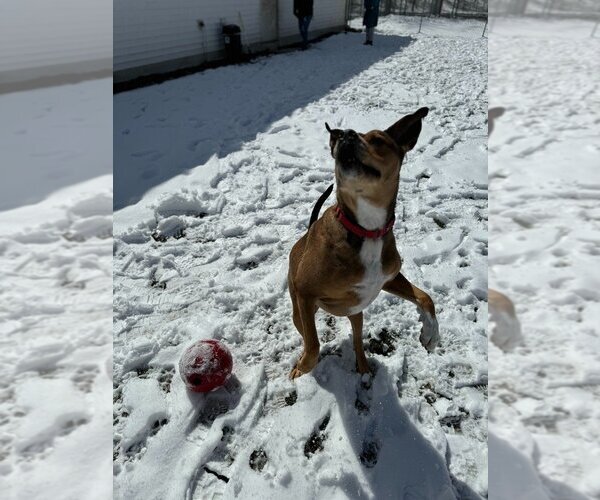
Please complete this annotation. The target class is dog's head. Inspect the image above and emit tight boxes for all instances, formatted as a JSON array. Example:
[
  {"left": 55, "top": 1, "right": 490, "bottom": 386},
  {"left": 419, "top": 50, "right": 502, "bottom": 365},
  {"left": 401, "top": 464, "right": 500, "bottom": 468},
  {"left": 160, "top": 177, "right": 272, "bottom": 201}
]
[
  {"left": 488, "top": 107, "right": 505, "bottom": 136},
  {"left": 326, "top": 107, "right": 428, "bottom": 203}
]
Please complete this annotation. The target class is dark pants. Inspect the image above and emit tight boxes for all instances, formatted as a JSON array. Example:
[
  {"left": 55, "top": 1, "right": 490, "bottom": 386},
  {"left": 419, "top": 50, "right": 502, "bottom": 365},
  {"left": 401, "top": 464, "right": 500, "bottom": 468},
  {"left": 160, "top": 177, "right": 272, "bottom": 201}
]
[{"left": 298, "top": 15, "right": 312, "bottom": 47}]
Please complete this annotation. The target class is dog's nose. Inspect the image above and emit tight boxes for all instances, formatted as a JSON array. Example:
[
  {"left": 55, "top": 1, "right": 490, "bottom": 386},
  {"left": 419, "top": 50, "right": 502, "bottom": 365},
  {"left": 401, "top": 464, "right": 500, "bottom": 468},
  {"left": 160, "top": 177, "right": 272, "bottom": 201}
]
[{"left": 337, "top": 130, "right": 358, "bottom": 161}]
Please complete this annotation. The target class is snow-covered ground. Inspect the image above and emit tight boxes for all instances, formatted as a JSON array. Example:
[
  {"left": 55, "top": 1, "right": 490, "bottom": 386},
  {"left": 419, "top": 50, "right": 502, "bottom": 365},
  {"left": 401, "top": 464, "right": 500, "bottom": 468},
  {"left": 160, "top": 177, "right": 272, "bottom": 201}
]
[
  {"left": 489, "top": 17, "right": 600, "bottom": 500},
  {"left": 0, "top": 79, "right": 112, "bottom": 211},
  {"left": 113, "top": 17, "right": 488, "bottom": 499},
  {"left": 490, "top": 0, "right": 599, "bottom": 17},
  {"left": 0, "top": 80, "right": 112, "bottom": 499}
]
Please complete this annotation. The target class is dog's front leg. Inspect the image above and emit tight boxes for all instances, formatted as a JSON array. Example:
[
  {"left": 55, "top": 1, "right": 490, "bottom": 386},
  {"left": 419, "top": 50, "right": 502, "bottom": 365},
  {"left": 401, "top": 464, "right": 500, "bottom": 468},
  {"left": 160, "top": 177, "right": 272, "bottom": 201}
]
[
  {"left": 290, "top": 294, "right": 320, "bottom": 379},
  {"left": 383, "top": 273, "right": 440, "bottom": 352},
  {"left": 348, "top": 313, "right": 370, "bottom": 375}
]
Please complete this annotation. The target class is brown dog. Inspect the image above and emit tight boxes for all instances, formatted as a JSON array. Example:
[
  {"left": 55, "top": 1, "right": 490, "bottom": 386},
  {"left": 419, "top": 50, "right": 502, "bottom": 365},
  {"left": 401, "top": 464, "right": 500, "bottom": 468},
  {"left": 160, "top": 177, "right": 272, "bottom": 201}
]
[
  {"left": 488, "top": 106, "right": 522, "bottom": 351},
  {"left": 288, "top": 108, "right": 439, "bottom": 379},
  {"left": 488, "top": 289, "right": 522, "bottom": 351}
]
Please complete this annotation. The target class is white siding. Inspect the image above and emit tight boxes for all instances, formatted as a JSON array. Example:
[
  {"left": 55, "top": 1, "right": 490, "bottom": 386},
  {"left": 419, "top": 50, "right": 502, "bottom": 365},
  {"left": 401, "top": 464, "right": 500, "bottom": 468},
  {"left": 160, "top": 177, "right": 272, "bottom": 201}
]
[
  {"left": 278, "top": 0, "right": 347, "bottom": 38},
  {"left": 114, "top": 0, "right": 347, "bottom": 76},
  {"left": 0, "top": 0, "right": 112, "bottom": 83}
]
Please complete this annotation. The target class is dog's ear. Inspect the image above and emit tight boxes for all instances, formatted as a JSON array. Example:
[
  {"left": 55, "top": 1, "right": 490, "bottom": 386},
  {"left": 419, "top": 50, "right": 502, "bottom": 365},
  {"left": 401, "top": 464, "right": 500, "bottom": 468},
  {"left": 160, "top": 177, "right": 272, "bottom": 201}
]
[
  {"left": 325, "top": 122, "right": 343, "bottom": 158},
  {"left": 385, "top": 107, "right": 429, "bottom": 153},
  {"left": 488, "top": 107, "right": 505, "bottom": 135},
  {"left": 488, "top": 107, "right": 505, "bottom": 120},
  {"left": 325, "top": 122, "right": 342, "bottom": 138}
]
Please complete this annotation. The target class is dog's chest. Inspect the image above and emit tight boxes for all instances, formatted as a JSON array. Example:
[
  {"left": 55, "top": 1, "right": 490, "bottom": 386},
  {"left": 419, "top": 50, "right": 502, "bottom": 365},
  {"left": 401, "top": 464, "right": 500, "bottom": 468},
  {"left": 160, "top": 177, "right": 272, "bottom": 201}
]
[{"left": 349, "top": 199, "right": 394, "bottom": 314}]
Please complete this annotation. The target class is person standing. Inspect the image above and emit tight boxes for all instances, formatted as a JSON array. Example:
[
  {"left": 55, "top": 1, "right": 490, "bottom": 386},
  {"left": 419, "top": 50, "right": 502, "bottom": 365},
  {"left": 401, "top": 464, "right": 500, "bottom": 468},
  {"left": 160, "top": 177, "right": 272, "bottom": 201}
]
[
  {"left": 294, "top": 0, "right": 314, "bottom": 50},
  {"left": 363, "top": 0, "right": 380, "bottom": 45}
]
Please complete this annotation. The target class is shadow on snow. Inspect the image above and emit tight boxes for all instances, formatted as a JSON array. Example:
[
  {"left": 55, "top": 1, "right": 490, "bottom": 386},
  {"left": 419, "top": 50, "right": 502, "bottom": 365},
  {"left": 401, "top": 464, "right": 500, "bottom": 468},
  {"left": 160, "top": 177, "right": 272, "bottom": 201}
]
[
  {"left": 313, "top": 339, "right": 481, "bottom": 500},
  {"left": 113, "top": 33, "right": 414, "bottom": 210}
]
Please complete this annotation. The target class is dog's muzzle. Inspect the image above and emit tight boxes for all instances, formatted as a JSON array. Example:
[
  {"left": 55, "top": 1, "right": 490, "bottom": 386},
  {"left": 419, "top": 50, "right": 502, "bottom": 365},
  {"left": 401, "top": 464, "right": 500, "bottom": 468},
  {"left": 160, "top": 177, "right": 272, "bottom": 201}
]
[
  {"left": 335, "top": 130, "right": 380, "bottom": 179},
  {"left": 337, "top": 130, "right": 359, "bottom": 162}
]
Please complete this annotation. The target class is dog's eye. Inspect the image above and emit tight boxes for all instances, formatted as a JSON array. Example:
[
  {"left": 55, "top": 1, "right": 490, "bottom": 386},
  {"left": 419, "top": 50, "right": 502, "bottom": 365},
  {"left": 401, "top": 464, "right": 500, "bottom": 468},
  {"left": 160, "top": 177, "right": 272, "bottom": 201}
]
[{"left": 370, "top": 136, "right": 386, "bottom": 146}]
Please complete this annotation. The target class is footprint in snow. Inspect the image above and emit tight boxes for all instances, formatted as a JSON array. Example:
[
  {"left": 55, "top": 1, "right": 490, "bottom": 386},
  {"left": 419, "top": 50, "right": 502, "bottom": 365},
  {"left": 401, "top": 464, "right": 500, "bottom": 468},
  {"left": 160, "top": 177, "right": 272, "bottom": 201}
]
[
  {"left": 366, "top": 328, "right": 398, "bottom": 358},
  {"left": 157, "top": 367, "right": 176, "bottom": 393},
  {"left": 191, "top": 377, "right": 242, "bottom": 429},
  {"left": 235, "top": 246, "right": 273, "bottom": 270},
  {"left": 121, "top": 417, "right": 169, "bottom": 462},
  {"left": 355, "top": 374, "right": 375, "bottom": 416},
  {"left": 131, "top": 149, "right": 163, "bottom": 161},
  {"left": 249, "top": 449, "right": 268, "bottom": 472},
  {"left": 18, "top": 415, "right": 90, "bottom": 461},
  {"left": 71, "top": 365, "right": 100, "bottom": 393},
  {"left": 304, "top": 414, "right": 330, "bottom": 459},
  {"left": 359, "top": 440, "right": 380, "bottom": 468},
  {"left": 268, "top": 123, "right": 291, "bottom": 134},
  {"left": 264, "top": 389, "right": 298, "bottom": 412}
]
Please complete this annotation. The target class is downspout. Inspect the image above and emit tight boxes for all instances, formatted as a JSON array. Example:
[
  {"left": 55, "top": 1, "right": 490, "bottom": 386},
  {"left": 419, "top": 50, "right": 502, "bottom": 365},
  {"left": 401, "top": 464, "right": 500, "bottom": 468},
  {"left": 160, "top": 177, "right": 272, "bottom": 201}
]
[
  {"left": 237, "top": 11, "right": 246, "bottom": 54},
  {"left": 344, "top": 0, "right": 351, "bottom": 27}
]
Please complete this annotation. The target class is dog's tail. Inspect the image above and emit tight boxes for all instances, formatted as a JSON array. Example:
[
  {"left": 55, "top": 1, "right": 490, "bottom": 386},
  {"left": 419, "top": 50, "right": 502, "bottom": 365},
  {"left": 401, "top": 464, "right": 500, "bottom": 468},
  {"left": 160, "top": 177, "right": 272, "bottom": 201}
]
[{"left": 309, "top": 184, "right": 334, "bottom": 228}]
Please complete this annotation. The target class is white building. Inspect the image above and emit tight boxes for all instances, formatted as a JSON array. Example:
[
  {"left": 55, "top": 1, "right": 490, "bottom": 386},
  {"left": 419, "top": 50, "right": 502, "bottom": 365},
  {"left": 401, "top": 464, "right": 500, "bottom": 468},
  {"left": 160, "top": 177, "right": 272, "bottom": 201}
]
[{"left": 114, "top": 0, "right": 349, "bottom": 83}]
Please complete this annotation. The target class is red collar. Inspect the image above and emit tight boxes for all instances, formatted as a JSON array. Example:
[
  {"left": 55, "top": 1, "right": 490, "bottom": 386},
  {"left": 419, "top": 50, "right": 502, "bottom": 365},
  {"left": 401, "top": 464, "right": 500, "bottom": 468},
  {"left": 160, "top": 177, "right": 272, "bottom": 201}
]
[{"left": 334, "top": 205, "right": 395, "bottom": 239}]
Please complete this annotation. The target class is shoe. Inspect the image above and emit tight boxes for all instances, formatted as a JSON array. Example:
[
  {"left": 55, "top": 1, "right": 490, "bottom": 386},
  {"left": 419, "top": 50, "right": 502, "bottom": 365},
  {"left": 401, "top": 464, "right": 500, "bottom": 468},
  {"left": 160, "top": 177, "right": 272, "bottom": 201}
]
[{"left": 363, "top": 41, "right": 373, "bottom": 46}]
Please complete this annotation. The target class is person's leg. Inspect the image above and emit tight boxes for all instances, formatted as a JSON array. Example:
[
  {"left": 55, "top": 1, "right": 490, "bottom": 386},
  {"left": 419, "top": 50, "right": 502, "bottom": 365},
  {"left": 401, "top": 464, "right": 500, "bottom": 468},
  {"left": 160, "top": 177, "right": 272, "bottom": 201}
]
[
  {"left": 366, "top": 26, "right": 374, "bottom": 45},
  {"left": 303, "top": 17, "right": 309, "bottom": 46},
  {"left": 298, "top": 17, "right": 305, "bottom": 47},
  {"left": 302, "top": 16, "right": 312, "bottom": 48}
]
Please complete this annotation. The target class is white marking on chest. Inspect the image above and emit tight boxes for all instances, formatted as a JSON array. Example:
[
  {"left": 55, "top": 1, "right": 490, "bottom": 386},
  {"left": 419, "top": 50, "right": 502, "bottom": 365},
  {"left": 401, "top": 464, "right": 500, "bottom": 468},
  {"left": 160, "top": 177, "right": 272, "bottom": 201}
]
[{"left": 349, "top": 198, "right": 394, "bottom": 315}]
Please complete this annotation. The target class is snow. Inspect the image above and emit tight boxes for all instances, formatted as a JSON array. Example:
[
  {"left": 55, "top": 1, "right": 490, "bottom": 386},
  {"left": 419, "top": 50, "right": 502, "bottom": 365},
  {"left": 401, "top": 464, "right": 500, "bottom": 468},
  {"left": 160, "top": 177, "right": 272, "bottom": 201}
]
[
  {"left": 0, "top": 80, "right": 112, "bottom": 498},
  {"left": 113, "top": 16, "right": 487, "bottom": 499},
  {"left": 489, "top": 17, "right": 600, "bottom": 500},
  {"left": 0, "top": 79, "right": 112, "bottom": 211}
]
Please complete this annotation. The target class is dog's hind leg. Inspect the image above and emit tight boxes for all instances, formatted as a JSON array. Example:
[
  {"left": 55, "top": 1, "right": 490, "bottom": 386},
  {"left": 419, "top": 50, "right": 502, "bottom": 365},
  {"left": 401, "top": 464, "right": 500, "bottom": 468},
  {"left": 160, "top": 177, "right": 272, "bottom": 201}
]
[
  {"left": 383, "top": 273, "right": 440, "bottom": 352},
  {"left": 348, "top": 313, "right": 370, "bottom": 375},
  {"left": 289, "top": 294, "right": 320, "bottom": 379},
  {"left": 289, "top": 285, "right": 304, "bottom": 337}
]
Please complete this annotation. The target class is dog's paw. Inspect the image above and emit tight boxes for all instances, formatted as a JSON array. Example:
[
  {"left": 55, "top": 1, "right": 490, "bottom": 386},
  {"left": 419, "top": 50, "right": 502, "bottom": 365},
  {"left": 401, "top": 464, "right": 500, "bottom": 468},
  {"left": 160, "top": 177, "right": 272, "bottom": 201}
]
[
  {"left": 290, "top": 352, "right": 319, "bottom": 379},
  {"left": 419, "top": 311, "right": 440, "bottom": 352}
]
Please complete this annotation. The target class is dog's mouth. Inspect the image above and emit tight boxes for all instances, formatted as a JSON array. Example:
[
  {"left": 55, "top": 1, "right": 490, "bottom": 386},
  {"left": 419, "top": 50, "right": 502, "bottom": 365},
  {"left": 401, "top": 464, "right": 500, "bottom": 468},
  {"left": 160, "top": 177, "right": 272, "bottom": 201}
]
[
  {"left": 336, "top": 140, "right": 381, "bottom": 179},
  {"left": 326, "top": 125, "right": 382, "bottom": 180}
]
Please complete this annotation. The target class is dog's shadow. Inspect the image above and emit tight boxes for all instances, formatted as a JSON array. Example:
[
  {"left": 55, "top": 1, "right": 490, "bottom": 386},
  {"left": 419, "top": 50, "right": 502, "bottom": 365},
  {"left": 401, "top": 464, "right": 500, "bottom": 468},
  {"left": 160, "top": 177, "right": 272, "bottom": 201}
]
[{"left": 313, "top": 339, "right": 481, "bottom": 499}]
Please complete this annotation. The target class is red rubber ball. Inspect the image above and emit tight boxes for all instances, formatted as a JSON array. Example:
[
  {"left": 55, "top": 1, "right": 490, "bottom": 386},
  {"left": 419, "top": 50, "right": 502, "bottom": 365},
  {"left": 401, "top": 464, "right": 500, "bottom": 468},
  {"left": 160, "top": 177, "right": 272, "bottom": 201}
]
[{"left": 179, "top": 339, "right": 233, "bottom": 392}]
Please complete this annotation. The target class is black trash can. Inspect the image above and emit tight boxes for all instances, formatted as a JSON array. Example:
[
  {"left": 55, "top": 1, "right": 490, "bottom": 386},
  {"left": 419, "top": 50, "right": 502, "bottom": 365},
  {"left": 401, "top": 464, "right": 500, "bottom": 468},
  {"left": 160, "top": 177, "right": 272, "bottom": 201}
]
[{"left": 222, "top": 24, "right": 242, "bottom": 62}]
